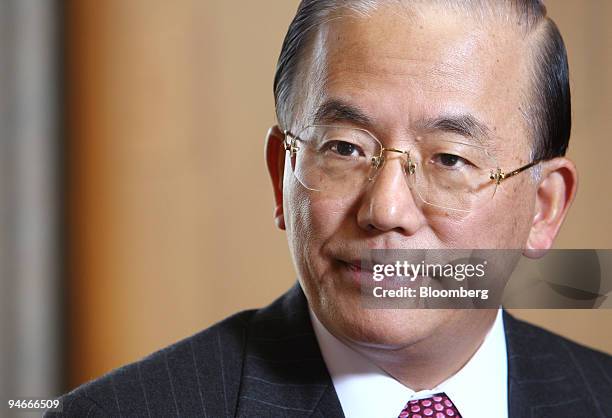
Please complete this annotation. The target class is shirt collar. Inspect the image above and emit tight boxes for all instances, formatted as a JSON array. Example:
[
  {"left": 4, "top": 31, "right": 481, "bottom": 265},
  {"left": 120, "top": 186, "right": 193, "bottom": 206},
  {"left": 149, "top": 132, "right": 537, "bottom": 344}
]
[{"left": 310, "top": 309, "right": 508, "bottom": 418}]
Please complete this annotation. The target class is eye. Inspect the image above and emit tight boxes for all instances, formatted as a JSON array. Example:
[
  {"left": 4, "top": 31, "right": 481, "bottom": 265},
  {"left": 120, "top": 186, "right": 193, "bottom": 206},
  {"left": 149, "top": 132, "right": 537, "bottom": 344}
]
[
  {"left": 432, "top": 153, "right": 470, "bottom": 169},
  {"left": 326, "top": 141, "right": 364, "bottom": 158}
]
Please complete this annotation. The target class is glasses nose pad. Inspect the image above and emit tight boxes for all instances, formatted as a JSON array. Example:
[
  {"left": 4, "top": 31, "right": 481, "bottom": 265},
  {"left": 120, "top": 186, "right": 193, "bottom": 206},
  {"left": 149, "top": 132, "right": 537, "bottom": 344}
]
[
  {"left": 405, "top": 160, "right": 416, "bottom": 175},
  {"left": 403, "top": 159, "right": 420, "bottom": 195},
  {"left": 368, "top": 155, "right": 384, "bottom": 181}
]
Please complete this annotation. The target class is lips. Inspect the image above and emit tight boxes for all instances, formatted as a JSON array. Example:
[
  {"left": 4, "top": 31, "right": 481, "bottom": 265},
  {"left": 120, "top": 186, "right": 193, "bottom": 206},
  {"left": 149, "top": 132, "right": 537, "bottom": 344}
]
[
  {"left": 334, "top": 259, "right": 373, "bottom": 288},
  {"left": 342, "top": 260, "right": 374, "bottom": 273}
]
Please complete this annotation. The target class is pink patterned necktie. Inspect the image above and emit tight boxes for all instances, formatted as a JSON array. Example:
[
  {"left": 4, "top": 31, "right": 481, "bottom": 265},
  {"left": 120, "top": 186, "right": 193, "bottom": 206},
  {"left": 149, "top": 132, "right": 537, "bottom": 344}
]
[{"left": 398, "top": 393, "right": 462, "bottom": 418}]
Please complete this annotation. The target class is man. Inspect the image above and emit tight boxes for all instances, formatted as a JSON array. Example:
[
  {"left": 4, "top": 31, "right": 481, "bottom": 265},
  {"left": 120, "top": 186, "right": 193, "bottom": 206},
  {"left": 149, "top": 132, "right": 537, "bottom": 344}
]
[{"left": 49, "top": 1, "right": 612, "bottom": 417}]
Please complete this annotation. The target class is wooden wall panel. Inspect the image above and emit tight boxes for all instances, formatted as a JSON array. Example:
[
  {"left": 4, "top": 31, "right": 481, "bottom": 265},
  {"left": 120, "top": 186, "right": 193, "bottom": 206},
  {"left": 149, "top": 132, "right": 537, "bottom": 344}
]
[{"left": 66, "top": 0, "right": 298, "bottom": 387}]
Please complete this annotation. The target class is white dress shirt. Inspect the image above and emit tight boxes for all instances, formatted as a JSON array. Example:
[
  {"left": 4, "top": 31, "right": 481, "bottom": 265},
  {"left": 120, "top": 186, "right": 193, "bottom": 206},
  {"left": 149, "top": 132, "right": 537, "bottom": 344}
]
[{"left": 310, "top": 309, "right": 508, "bottom": 418}]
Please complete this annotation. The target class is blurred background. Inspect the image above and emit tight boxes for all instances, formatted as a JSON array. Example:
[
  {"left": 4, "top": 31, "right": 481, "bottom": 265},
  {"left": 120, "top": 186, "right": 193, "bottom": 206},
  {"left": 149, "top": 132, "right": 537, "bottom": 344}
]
[{"left": 1, "top": 0, "right": 611, "bottom": 412}]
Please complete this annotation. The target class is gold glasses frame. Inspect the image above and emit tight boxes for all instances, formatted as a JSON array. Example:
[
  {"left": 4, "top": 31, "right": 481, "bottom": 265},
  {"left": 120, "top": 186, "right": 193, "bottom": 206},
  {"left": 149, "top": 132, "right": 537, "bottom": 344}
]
[{"left": 283, "top": 124, "right": 541, "bottom": 210}]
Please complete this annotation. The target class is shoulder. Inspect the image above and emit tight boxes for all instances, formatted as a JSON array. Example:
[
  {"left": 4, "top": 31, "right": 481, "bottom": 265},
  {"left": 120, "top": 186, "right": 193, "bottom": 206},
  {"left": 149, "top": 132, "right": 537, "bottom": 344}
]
[
  {"left": 45, "top": 309, "right": 257, "bottom": 417},
  {"left": 505, "top": 311, "right": 612, "bottom": 366},
  {"left": 504, "top": 311, "right": 612, "bottom": 409}
]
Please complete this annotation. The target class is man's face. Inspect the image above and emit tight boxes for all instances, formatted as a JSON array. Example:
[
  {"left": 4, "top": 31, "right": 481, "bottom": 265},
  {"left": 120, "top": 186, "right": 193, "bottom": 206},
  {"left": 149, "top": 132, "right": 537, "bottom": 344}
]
[{"left": 282, "top": 6, "right": 538, "bottom": 349}]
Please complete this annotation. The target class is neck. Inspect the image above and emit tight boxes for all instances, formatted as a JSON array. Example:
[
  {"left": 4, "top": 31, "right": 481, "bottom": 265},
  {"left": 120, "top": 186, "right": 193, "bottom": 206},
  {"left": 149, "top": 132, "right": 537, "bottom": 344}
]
[{"left": 345, "top": 310, "right": 498, "bottom": 390}]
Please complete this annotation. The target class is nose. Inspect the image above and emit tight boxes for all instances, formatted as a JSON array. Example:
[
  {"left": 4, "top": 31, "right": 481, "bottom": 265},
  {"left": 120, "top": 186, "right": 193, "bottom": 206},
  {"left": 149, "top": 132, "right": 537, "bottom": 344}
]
[{"left": 357, "top": 153, "right": 426, "bottom": 235}]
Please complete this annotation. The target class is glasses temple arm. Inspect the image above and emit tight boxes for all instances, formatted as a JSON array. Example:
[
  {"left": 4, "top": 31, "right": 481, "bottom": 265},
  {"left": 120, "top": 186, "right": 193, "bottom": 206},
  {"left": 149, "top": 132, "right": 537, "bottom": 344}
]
[{"left": 491, "top": 160, "right": 541, "bottom": 185}]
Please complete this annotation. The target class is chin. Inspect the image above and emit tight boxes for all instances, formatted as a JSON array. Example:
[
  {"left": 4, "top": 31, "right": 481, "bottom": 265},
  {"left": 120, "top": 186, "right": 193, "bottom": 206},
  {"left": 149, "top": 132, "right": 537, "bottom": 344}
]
[{"left": 323, "top": 304, "right": 453, "bottom": 349}]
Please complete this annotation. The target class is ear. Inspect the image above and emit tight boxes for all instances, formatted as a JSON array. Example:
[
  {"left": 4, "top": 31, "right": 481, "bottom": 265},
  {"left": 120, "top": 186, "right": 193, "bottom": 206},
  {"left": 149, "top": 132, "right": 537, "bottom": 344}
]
[
  {"left": 524, "top": 157, "right": 578, "bottom": 259},
  {"left": 265, "top": 125, "right": 287, "bottom": 230}
]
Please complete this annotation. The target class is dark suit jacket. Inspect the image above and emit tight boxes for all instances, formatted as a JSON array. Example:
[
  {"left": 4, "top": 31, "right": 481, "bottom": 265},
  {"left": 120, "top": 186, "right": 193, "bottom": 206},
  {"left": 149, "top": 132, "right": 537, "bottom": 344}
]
[{"left": 47, "top": 282, "right": 612, "bottom": 417}]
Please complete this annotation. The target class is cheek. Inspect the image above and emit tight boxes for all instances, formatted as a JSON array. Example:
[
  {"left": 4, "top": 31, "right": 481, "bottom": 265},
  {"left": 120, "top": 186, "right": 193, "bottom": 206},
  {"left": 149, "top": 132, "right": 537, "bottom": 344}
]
[
  {"left": 422, "top": 186, "right": 536, "bottom": 249},
  {"left": 309, "top": 195, "right": 356, "bottom": 236},
  {"left": 284, "top": 174, "right": 356, "bottom": 267},
  {"left": 467, "top": 182, "right": 536, "bottom": 248},
  {"left": 286, "top": 189, "right": 354, "bottom": 249},
  {"left": 283, "top": 159, "right": 355, "bottom": 239}
]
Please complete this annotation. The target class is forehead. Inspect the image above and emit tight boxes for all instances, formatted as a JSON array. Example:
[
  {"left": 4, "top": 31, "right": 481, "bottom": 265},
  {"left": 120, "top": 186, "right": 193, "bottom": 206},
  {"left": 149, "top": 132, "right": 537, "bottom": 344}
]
[{"left": 306, "top": 5, "right": 534, "bottom": 157}]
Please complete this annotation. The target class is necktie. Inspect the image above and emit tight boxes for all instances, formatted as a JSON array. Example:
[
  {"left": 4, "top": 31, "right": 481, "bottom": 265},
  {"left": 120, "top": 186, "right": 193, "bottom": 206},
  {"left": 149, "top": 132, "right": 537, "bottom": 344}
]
[{"left": 397, "top": 393, "right": 462, "bottom": 418}]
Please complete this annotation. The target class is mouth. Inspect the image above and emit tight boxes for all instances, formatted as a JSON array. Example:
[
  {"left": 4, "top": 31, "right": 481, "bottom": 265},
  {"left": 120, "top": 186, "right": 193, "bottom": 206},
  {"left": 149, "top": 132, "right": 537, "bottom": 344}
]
[
  {"left": 335, "top": 259, "right": 374, "bottom": 287},
  {"left": 338, "top": 258, "right": 440, "bottom": 282},
  {"left": 341, "top": 260, "right": 374, "bottom": 273}
]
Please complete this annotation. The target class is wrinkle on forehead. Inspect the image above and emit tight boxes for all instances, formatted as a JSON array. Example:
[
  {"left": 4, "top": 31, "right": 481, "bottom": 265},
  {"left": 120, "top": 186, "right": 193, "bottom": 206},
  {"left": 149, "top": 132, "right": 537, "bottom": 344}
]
[
  {"left": 323, "top": 7, "right": 527, "bottom": 94},
  {"left": 291, "top": 4, "right": 533, "bottom": 159}
]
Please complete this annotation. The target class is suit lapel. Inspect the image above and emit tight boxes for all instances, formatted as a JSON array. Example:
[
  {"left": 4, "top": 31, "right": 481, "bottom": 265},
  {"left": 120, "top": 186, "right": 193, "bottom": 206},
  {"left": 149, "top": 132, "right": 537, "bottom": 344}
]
[
  {"left": 236, "top": 282, "right": 345, "bottom": 417},
  {"left": 504, "top": 311, "right": 598, "bottom": 417},
  {"left": 239, "top": 288, "right": 607, "bottom": 417}
]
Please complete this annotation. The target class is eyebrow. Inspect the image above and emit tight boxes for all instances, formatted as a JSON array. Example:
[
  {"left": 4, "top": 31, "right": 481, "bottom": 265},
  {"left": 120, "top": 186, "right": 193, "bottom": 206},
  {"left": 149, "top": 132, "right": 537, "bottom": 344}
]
[
  {"left": 312, "top": 99, "right": 373, "bottom": 127},
  {"left": 312, "top": 99, "right": 491, "bottom": 145},
  {"left": 418, "top": 114, "right": 491, "bottom": 145}
]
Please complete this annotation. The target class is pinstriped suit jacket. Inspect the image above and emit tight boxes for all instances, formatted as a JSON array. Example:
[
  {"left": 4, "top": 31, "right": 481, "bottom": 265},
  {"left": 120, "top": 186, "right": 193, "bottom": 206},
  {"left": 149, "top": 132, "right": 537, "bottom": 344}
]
[{"left": 46, "top": 282, "right": 612, "bottom": 417}]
